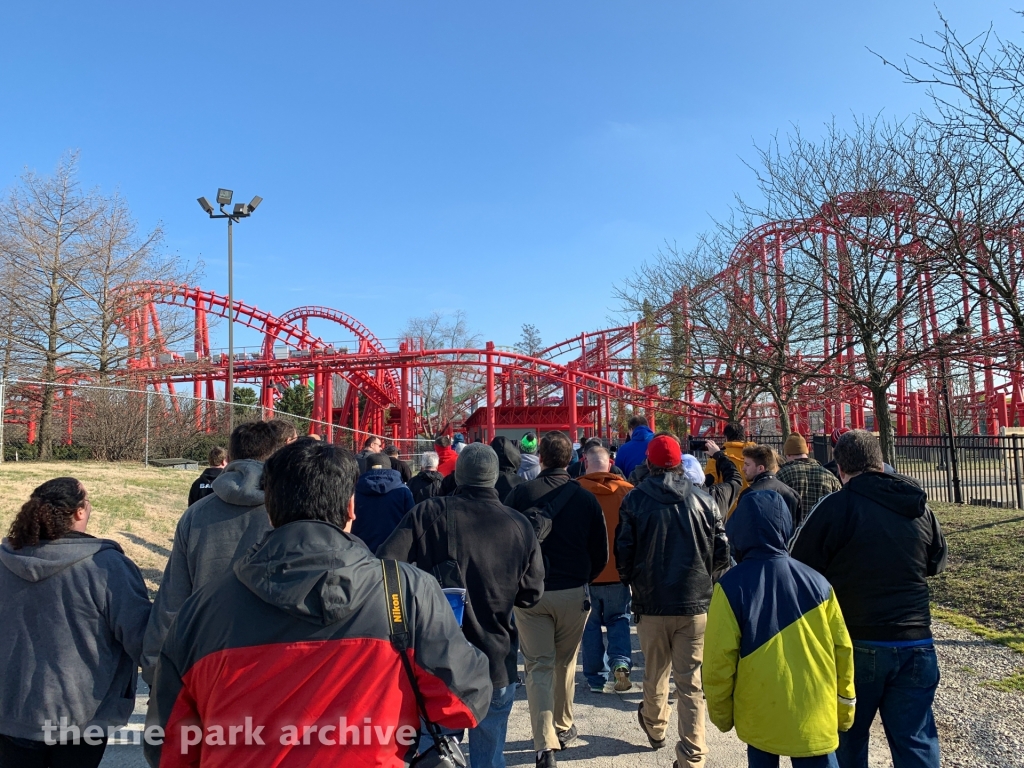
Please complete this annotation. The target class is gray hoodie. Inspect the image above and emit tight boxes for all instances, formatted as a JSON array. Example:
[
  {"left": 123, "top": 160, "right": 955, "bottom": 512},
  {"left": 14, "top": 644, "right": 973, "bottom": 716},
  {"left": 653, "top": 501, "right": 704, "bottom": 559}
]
[
  {"left": 0, "top": 534, "right": 151, "bottom": 740},
  {"left": 517, "top": 452, "right": 541, "bottom": 481},
  {"left": 141, "top": 459, "right": 270, "bottom": 683}
]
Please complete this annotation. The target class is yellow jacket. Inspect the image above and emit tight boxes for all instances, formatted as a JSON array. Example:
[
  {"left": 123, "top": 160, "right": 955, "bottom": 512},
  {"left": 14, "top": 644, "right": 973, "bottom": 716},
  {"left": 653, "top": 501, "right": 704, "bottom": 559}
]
[
  {"left": 705, "top": 441, "right": 754, "bottom": 489},
  {"left": 704, "top": 490, "right": 855, "bottom": 757}
]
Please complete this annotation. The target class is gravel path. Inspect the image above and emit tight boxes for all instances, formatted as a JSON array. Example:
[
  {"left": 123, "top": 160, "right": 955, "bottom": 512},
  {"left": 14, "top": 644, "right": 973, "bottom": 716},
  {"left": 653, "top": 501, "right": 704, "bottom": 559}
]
[
  {"left": 925, "top": 620, "right": 1024, "bottom": 768},
  {"left": 99, "top": 619, "right": 1024, "bottom": 767}
]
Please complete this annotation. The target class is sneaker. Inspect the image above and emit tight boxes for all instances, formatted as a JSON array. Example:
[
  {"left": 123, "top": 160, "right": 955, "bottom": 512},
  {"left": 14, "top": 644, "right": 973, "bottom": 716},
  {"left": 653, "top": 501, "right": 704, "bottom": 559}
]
[
  {"left": 536, "top": 749, "right": 558, "bottom": 767},
  {"left": 589, "top": 683, "right": 606, "bottom": 693},
  {"left": 637, "top": 702, "right": 666, "bottom": 749},
  {"left": 556, "top": 724, "right": 577, "bottom": 749},
  {"left": 613, "top": 664, "right": 632, "bottom": 691}
]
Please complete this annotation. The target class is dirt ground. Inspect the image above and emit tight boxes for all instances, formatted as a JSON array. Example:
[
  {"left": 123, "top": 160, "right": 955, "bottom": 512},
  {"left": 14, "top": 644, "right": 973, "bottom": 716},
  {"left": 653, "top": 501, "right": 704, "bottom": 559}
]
[{"left": 0, "top": 461, "right": 194, "bottom": 595}]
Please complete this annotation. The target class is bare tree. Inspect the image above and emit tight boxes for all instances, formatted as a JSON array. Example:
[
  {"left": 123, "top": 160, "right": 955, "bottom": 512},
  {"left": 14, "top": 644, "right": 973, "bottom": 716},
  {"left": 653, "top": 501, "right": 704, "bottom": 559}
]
[
  {"left": 880, "top": 17, "right": 1024, "bottom": 368},
  {"left": 0, "top": 153, "right": 199, "bottom": 458},
  {"left": 620, "top": 223, "right": 847, "bottom": 441},
  {"left": 0, "top": 154, "right": 100, "bottom": 458},
  {"left": 618, "top": 240, "right": 766, "bottom": 434},
  {"left": 404, "top": 310, "right": 481, "bottom": 437},
  {"left": 73, "top": 193, "right": 197, "bottom": 375},
  {"left": 742, "top": 119, "right": 961, "bottom": 462},
  {"left": 881, "top": 13, "right": 1024, "bottom": 189}
]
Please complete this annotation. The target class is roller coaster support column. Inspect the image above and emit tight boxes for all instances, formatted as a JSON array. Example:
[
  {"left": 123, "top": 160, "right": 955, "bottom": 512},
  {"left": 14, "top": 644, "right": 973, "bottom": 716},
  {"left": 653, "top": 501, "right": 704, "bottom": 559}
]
[
  {"left": 645, "top": 385, "right": 657, "bottom": 432},
  {"left": 567, "top": 363, "right": 578, "bottom": 441},
  {"left": 485, "top": 342, "right": 496, "bottom": 442},
  {"left": 324, "top": 371, "right": 334, "bottom": 443},
  {"left": 399, "top": 345, "right": 411, "bottom": 440},
  {"left": 311, "top": 367, "right": 323, "bottom": 436}
]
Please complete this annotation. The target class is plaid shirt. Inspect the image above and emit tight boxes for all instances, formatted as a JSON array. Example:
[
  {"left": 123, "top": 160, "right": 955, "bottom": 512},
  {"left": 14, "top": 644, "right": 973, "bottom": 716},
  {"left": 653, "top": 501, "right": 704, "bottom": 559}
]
[{"left": 775, "top": 458, "right": 842, "bottom": 513}]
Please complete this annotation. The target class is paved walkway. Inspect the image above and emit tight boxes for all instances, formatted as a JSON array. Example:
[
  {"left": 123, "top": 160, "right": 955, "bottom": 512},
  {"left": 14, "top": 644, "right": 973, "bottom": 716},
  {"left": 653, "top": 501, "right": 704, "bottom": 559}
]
[{"left": 100, "top": 624, "right": 908, "bottom": 767}]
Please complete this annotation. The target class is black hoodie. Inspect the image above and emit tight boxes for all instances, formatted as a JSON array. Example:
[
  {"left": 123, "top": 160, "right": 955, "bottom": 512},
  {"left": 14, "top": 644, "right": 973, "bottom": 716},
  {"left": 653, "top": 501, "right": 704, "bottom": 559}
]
[
  {"left": 187, "top": 466, "right": 223, "bottom": 506},
  {"left": 490, "top": 436, "right": 525, "bottom": 500},
  {"left": 789, "top": 471, "right": 948, "bottom": 641}
]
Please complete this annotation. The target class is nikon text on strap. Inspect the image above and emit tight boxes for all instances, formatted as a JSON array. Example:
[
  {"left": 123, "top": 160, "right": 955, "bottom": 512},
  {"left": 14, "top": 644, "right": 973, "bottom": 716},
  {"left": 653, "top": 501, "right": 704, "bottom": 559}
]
[{"left": 381, "top": 561, "right": 467, "bottom": 767}]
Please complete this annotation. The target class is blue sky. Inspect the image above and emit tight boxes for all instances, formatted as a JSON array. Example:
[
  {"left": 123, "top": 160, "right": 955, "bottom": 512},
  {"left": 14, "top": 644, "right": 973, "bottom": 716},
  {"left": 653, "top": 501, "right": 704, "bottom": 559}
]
[{"left": 0, "top": 1, "right": 1017, "bottom": 354}]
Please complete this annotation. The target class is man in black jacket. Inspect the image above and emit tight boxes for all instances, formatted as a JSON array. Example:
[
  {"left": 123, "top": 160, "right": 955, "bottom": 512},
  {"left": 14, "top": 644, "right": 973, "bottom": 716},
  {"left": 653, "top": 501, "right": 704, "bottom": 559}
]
[
  {"left": 407, "top": 451, "right": 445, "bottom": 504},
  {"left": 187, "top": 446, "right": 227, "bottom": 506},
  {"left": 384, "top": 444, "right": 413, "bottom": 483},
  {"left": 789, "top": 429, "right": 947, "bottom": 768},
  {"left": 681, "top": 440, "right": 742, "bottom": 517},
  {"left": 355, "top": 434, "right": 383, "bottom": 473},
  {"left": 731, "top": 444, "right": 802, "bottom": 526},
  {"left": 504, "top": 431, "right": 608, "bottom": 768},
  {"left": 616, "top": 434, "right": 728, "bottom": 768},
  {"left": 378, "top": 443, "right": 544, "bottom": 768}
]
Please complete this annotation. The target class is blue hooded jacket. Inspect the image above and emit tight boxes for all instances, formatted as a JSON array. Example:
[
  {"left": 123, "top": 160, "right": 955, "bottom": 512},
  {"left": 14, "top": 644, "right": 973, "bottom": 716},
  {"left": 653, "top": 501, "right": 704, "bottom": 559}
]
[
  {"left": 614, "top": 425, "right": 654, "bottom": 477},
  {"left": 351, "top": 469, "right": 414, "bottom": 553}
]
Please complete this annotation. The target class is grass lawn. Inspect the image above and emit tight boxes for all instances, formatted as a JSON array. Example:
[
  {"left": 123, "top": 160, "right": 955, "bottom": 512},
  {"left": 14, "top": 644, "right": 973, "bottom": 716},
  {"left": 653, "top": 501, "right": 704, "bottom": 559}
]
[
  {"left": 0, "top": 461, "right": 195, "bottom": 596},
  {"left": 929, "top": 502, "right": 1024, "bottom": 645}
]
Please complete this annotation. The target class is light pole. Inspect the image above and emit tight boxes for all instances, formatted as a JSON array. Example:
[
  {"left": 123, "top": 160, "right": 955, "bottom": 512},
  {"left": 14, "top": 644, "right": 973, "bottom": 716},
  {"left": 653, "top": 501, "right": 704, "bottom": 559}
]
[
  {"left": 937, "top": 315, "right": 971, "bottom": 504},
  {"left": 197, "top": 190, "right": 262, "bottom": 434}
]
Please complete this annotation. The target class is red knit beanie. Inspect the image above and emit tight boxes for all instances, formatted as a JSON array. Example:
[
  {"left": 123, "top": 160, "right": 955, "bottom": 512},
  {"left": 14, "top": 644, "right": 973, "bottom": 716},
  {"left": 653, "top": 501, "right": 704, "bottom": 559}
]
[
  {"left": 647, "top": 435, "right": 682, "bottom": 468},
  {"left": 830, "top": 427, "right": 850, "bottom": 447}
]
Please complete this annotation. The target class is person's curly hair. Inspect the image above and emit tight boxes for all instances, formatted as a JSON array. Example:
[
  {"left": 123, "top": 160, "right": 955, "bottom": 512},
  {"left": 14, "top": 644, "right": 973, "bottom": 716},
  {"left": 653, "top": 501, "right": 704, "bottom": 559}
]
[{"left": 7, "top": 477, "right": 86, "bottom": 550}]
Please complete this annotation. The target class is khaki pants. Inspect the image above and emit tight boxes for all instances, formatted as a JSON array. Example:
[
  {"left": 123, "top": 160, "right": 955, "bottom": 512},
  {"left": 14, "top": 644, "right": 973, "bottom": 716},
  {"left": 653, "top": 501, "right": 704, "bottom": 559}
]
[
  {"left": 514, "top": 585, "right": 589, "bottom": 751},
  {"left": 636, "top": 613, "right": 708, "bottom": 768}
]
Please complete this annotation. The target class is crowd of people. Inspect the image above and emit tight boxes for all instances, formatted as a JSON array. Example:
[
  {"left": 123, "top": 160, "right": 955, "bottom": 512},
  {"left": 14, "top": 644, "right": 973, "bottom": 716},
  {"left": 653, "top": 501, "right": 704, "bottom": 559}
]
[{"left": 0, "top": 416, "right": 948, "bottom": 768}]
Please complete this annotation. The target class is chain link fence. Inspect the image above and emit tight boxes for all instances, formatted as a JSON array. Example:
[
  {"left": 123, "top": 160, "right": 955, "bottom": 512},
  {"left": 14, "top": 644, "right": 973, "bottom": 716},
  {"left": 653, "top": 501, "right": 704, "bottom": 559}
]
[{"left": 0, "top": 379, "right": 436, "bottom": 469}]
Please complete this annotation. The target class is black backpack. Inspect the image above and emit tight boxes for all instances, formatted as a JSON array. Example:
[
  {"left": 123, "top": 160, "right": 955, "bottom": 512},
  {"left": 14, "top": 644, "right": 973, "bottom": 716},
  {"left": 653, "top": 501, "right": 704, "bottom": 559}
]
[{"left": 521, "top": 480, "right": 580, "bottom": 544}]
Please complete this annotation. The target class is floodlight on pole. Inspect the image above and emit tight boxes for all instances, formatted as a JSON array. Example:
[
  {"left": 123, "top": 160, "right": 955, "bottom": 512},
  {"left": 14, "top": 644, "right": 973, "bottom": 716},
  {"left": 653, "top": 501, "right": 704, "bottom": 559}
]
[{"left": 197, "top": 188, "right": 263, "bottom": 433}]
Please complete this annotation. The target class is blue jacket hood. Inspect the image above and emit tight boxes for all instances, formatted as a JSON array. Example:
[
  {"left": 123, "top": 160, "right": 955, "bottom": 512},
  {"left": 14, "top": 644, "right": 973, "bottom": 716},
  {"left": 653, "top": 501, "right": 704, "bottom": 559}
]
[
  {"left": 629, "top": 425, "right": 654, "bottom": 444},
  {"left": 356, "top": 468, "right": 405, "bottom": 496},
  {"left": 726, "top": 490, "right": 792, "bottom": 561}
]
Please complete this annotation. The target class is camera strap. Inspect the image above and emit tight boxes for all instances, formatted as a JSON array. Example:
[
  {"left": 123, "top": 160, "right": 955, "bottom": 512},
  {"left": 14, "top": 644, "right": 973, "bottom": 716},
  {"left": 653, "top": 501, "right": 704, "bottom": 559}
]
[{"left": 381, "top": 560, "right": 446, "bottom": 744}]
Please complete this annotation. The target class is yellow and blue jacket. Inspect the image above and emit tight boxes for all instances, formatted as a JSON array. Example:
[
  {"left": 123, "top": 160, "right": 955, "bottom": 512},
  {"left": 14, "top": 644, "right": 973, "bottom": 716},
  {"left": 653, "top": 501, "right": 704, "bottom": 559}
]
[{"left": 704, "top": 490, "right": 856, "bottom": 758}]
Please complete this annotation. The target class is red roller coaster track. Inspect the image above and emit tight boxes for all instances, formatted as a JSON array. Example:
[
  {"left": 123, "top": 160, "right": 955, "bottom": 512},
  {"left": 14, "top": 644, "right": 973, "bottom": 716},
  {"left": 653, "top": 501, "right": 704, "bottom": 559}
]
[{"left": 6, "top": 191, "right": 1024, "bottom": 446}]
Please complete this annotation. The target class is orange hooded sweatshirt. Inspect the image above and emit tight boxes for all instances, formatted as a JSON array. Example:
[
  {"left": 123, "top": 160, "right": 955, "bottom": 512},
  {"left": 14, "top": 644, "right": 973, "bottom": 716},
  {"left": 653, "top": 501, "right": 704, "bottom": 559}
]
[{"left": 577, "top": 471, "right": 634, "bottom": 585}]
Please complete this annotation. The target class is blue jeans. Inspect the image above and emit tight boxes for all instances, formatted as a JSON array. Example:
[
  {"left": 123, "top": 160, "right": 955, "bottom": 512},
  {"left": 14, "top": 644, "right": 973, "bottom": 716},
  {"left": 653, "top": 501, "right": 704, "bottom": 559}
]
[
  {"left": 837, "top": 642, "right": 940, "bottom": 768},
  {"left": 581, "top": 583, "right": 632, "bottom": 688},
  {"left": 467, "top": 683, "right": 517, "bottom": 768},
  {"left": 748, "top": 745, "right": 839, "bottom": 767}
]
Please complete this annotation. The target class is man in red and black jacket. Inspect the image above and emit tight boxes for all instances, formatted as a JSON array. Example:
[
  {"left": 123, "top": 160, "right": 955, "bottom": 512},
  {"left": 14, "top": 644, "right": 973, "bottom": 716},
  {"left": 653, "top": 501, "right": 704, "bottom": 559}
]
[{"left": 145, "top": 438, "right": 491, "bottom": 768}]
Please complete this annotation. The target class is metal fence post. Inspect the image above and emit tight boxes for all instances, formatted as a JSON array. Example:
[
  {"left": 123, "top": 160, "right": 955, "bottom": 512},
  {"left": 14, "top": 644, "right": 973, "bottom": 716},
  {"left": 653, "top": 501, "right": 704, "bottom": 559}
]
[
  {"left": 0, "top": 377, "right": 5, "bottom": 465},
  {"left": 144, "top": 391, "right": 151, "bottom": 468},
  {"left": 1015, "top": 435, "right": 1024, "bottom": 511}
]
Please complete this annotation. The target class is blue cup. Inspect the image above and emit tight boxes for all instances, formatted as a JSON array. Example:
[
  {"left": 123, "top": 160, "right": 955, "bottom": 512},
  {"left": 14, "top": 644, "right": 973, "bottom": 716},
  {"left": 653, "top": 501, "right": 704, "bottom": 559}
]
[{"left": 442, "top": 588, "right": 467, "bottom": 626}]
